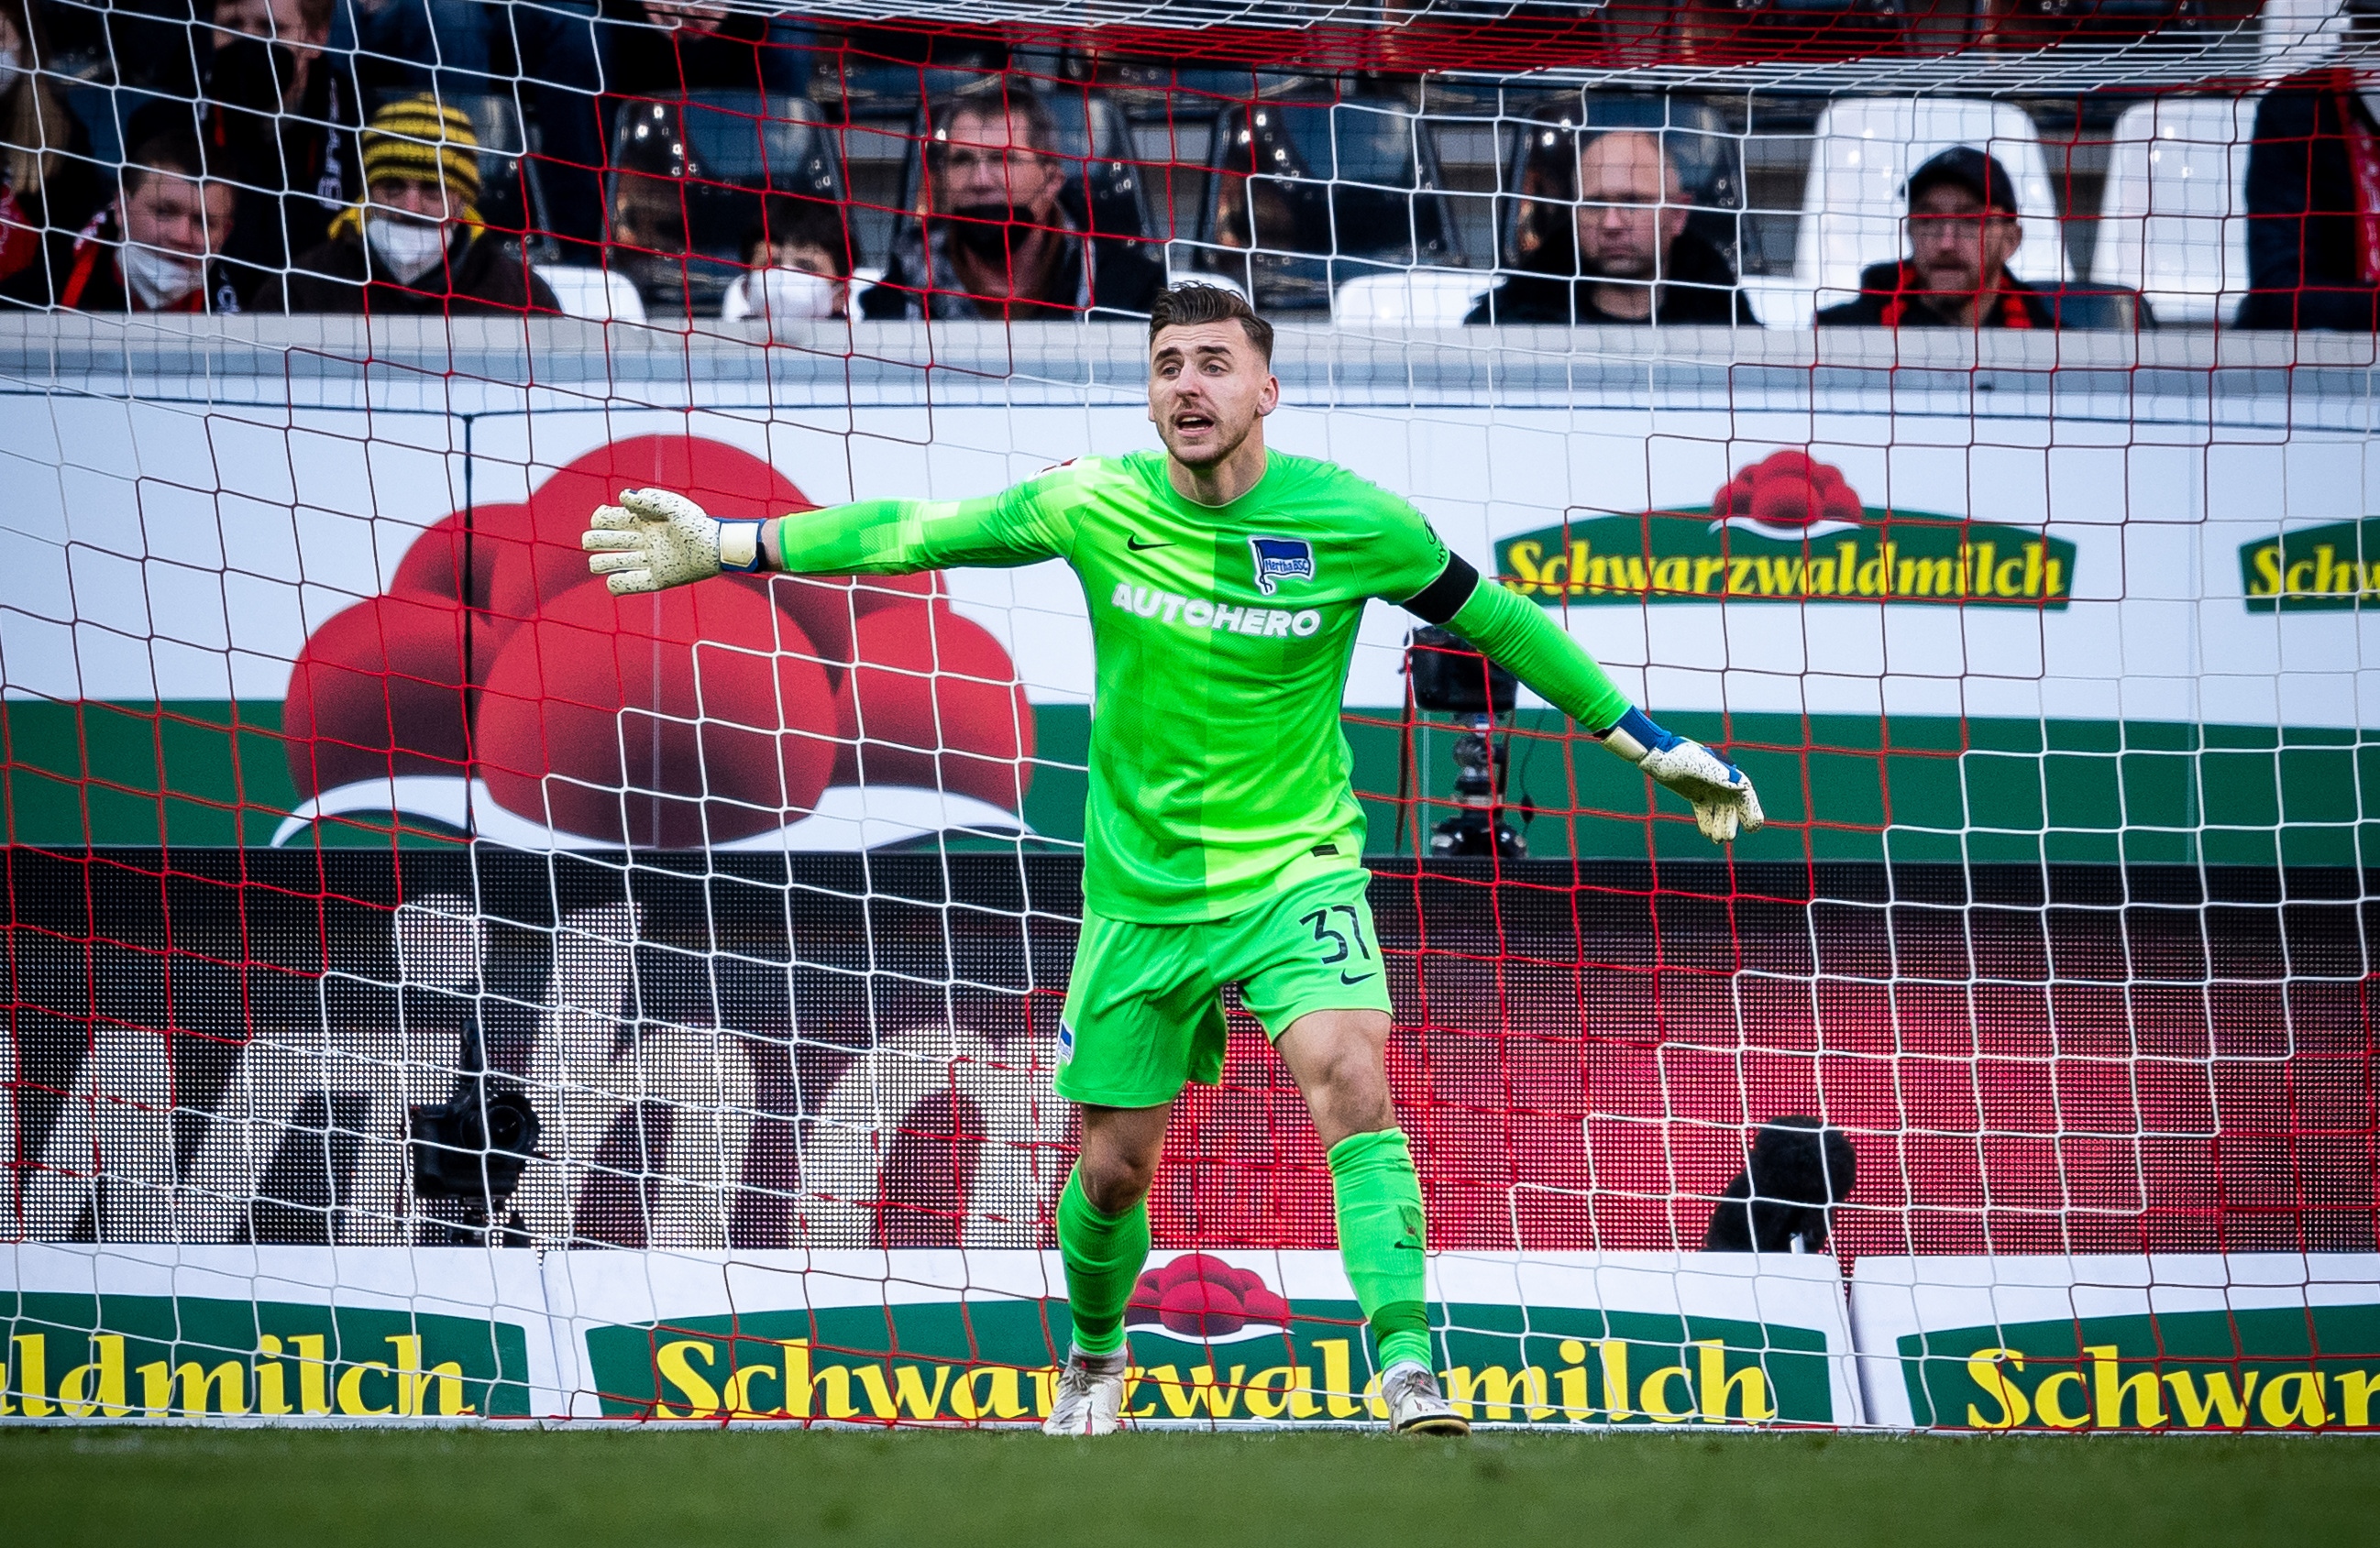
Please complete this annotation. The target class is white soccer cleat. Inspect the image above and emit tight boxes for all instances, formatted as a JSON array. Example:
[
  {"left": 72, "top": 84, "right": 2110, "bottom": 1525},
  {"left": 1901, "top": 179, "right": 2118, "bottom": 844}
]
[
  {"left": 1042, "top": 1345, "right": 1129, "bottom": 1436},
  {"left": 1381, "top": 1360, "right": 1470, "bottom": 1437}
]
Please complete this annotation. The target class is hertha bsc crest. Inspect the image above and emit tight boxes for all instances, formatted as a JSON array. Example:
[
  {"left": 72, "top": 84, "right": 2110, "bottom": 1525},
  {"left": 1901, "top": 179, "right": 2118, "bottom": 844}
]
[{"left": 1249, "top": 536, "right": 1316, "bottom": 596}]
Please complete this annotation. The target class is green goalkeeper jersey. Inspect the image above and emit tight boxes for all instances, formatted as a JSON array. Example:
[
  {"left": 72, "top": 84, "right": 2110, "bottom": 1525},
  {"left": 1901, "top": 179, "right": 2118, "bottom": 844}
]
[{"left": 777, "top": 449, "right": 1632, "bottom": 922}]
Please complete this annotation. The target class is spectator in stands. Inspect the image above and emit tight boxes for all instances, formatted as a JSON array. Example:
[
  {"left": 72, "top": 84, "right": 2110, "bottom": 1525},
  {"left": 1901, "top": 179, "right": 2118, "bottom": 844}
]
[
  {"left": 276, "top": 93, "right": 557, "bottom": 313},
  {"left": 860, "top": 93, "right": 1164, "bottom": 321},
  {"left": 1467, "top": 129, "right": 1755, "bottom": 325},
  {"left": 2, "top": 123, "right": 245, "bottom": 312},
  {"left": 344, "top": 0, "right": 608, "bottom": 249},
  {"left": 203, "top": 0, "right": 363, "bottom": 301},
  {"left": 0, "top": 0, "right": 100, "bottom": 284},
  {"left": 601, "top": 2, "right": 812, "bottom": 99},
  {"left": 2241, "top": 25, "right": 2380, "bottom": 332},
  {"left": 1816, "top": 148, "right": 2054, "bottom": 329},
  {"left": 726, "top": 196, "right": 852, "bottom": 321}
]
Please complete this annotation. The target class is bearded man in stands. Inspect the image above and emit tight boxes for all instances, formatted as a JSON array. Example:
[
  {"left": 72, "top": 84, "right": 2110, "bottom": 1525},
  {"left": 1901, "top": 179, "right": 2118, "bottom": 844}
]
[
  {"left": 278, "top": 95, "right": 557, "bottom": 315},
  {"left": 1467, "top": 129, "right": 1756, "bottom": 326},
  {"left": 860, "top": 92, "right": 1163, "bottom": 321},
  {"left": 1, "top": 123, "right": 245, "bottom": 313},
  {"left": 1816, "top": 148, "right": 2055, "bottom": 330}
]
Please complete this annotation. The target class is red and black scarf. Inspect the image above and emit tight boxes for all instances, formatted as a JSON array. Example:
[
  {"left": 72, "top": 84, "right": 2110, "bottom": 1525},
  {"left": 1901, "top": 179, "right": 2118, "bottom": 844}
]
[
  {"left": 2334, "top": 82, "right": 2380, "bottom": 285},
  {"left": 1872, "top": 259, "right": 2039, "bottom": 329}
]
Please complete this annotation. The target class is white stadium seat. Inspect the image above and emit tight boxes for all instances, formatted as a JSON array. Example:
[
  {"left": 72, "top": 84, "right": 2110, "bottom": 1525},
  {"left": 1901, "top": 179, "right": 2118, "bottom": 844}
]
[
  {"left": 1787, "top": 98, "right": 2070, "bottom": 320},
  {"left": 1331, "top": 270, "right": 1489, "bottom": 325},
  {"left": 534, "top": 265, "right": 648, "bottom": 324},
  {"left": 2090, "top": 96, "right": 2256, "bottom": 326}
]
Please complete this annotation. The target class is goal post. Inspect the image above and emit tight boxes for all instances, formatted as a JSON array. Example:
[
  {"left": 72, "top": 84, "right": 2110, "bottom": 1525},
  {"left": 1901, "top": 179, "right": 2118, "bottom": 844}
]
[{"left": 0, "top": 2, "right": 2374, "bottom": 1430}]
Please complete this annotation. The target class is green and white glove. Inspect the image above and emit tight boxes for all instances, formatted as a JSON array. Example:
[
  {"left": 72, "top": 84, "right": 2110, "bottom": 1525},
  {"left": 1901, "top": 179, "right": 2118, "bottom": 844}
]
[
  {"left": 582, "top": 487, "right": 764, "bottom": 595},
  {"left": 1598, "top": 706, "right": 1765, "bottom": 844}
]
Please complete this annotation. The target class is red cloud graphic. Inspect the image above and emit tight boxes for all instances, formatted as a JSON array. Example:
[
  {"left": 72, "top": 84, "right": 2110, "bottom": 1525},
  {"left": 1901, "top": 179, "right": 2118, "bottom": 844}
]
[
  {"left": 1126, "top": 1252, "right": 1291, "bottom": 1338},
  {"left": 1711, "top": 449, "right": 1863, "bottom": 530},
  {"left": 281, "top": 434, "right": 1033, "bottom": 845}
]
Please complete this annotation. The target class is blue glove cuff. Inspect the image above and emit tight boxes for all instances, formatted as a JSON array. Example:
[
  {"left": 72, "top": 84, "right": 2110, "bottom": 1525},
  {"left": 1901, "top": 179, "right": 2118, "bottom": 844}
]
[{"left": 1601, "top": 705, "right": 1682, "bottom": 756}]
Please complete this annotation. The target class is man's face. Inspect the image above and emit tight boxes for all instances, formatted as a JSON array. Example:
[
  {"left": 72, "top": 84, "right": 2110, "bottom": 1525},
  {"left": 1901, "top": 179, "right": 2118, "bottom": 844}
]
[
  {"left": 1574, "top": 132, "right": 1687, "bottom": 282},
  {"left": 1908, "top": 183, "right": 2022, "bottom": 298},
  {"left": 1147, "top": 320, "right": 1277, "bottom": 471},
  {"left": 371, "top": 175, "right": 453, "bottom": 225},
  {"left": 643, "top": 2, "right": 732, "bottom": 30},
  {"left": 216, "top": 0, "right": 326, "bottom": 50},
  {"left": 123, "top": 172, "right": 233, "bottom": 258},
  {"left": 932, "top": 109, "right": 1063, "bottom": 225}
]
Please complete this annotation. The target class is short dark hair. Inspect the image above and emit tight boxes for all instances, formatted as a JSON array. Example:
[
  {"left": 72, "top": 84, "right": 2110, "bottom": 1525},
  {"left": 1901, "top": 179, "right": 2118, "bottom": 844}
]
[
  {"left": 744, "top": 196, "right": 854, "bottom": 277},
  {"left": 1150, "top": 283, "right": 1273, "bottom": 361},
  {"left": 120, "top": 127, "right": 208, "bottom": 200}
]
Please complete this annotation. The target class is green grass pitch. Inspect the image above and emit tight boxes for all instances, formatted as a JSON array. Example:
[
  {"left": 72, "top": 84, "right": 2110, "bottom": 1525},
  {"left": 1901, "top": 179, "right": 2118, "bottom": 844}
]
[{"left": 4, "top": 1427, "right": 2374, "bottom": 1546}]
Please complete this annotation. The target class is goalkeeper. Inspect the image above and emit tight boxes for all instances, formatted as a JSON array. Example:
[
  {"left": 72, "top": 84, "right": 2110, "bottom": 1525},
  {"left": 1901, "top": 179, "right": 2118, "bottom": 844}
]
[{"left": 581, "top": 283, "right": 1762, "bottom": 1436}]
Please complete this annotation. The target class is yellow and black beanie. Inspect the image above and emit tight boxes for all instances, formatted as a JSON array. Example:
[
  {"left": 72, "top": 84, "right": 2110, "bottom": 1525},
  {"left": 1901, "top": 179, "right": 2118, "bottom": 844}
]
[{"left": 331, "top": 95, "right": 483, "bottom": 238}]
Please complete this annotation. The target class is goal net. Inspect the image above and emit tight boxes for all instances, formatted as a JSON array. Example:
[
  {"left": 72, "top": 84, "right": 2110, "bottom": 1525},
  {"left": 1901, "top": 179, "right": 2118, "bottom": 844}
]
[{"left": 0, "top": 0, "right": 2372, "bottom": 1429}]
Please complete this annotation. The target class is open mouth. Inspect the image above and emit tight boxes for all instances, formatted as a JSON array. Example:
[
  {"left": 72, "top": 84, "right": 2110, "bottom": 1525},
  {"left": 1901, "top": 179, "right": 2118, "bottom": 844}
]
[{"left": 1173, "top": 413, "right": 1215, "bottom": 434}]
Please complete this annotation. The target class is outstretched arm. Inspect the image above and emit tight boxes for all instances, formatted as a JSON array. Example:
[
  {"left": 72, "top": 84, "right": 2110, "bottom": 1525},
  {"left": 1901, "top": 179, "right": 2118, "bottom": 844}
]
[
  {"left": 582, "top": 476, "right": 1083, "bottom": 595},
  {"left": 1409, "top": 555, "right": 1764, "bottom": 844}
]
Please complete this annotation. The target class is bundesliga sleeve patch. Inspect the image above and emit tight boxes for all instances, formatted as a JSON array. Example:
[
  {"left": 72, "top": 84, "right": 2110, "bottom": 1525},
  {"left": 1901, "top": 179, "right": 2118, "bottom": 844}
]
[{"left": 1250, "top": 536, "right": 1316, "bottom": 596}]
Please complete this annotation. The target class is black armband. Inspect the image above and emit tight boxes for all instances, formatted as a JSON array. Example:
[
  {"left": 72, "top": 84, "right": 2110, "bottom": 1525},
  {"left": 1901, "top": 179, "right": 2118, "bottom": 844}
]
[{"left": 1401, "top": 553, "right": 1481, "bottom": 626}]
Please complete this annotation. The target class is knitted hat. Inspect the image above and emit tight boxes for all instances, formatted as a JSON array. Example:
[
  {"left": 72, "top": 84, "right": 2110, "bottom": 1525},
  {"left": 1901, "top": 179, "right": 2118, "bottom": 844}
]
[{"left": 331, "top": 95, "right": 482, "bottom": 238}]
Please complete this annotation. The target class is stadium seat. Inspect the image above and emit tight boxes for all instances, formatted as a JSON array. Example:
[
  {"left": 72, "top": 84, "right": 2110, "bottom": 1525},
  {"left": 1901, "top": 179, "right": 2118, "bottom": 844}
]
[
  {"left": 535, "top": 265, "right": 649, "bottom": 323},
  {"left": 1789, "top": 97, "right": 2071, "bottom": 318},
  {"left": 1331, "top": 270, "right": 1489, "bottom": 324},
  {"left": 2089, "top": 95, "right": 2254, "bottom": 326},
  {"left": 1164, "top": 257, "right": 1250, "bottom": 300},
  {"left": 605, "top": 93, "right": 845, "bottom": 317},
  {"left": 1193, "top": 94, "right": 1462, "bottom": 310}
]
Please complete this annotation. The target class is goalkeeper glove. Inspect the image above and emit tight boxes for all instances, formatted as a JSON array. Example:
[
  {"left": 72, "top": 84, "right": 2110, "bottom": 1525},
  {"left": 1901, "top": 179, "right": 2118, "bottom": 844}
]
[
  {"left": 1597, "top": 706, "right": 1764, "bottom": 844},
  {"left": 582, "top": 488, "right": 764, "bottom": 595}
]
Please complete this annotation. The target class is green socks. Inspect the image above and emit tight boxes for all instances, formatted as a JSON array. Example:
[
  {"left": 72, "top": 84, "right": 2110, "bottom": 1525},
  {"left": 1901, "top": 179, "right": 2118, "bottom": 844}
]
[
  {"left": 1056, "top": 1169, "right": 1151, "bottom": 1356},
  {"left": 1058, "top": 1134, "right": 1429, "bottom": 1370},
  {"left": 1328, "top": 1127, "right": 1433, "bottom": 1372}
]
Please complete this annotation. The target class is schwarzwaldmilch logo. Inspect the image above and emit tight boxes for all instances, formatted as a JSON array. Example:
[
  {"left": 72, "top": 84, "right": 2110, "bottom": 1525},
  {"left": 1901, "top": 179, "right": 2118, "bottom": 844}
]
[
  {"left": 1127, "top": 1253, "right": 1292, "bottom": 1341},
  {"left": 1495, "top": 451, "right": 2076, "bottom": 609},
  {"left": 2239, "top": 517, "right": 2377, "bottom": 611}
]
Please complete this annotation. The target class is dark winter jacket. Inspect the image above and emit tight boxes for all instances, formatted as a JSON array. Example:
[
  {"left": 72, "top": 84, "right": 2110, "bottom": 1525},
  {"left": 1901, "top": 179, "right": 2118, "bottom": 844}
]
[
  {"left": 858, "top": 210, "right": 1166, "bottom": 321},
  {"left": 2240, "top": 70, "right": 2380, "bottom": 332},
  {"left": 276, "top": 225, "right": 560, "bottom": 315},
  {"left": 202, "top": 37, "right": 366, "bottom": 304},
  {"left": 1464, "top": 228, "right": 1757, "bottom": 325},
  {"left": 1815, "top": 259, "right": 2057, "bottom": 329}
]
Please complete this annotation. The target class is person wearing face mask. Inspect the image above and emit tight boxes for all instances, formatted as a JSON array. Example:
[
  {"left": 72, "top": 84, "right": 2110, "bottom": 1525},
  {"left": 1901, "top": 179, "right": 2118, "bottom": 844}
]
[
  {"left": 859, "top": 92, "right": 1164, "bottom": 322},
  {"left": 275, "top": 94, "right": 558, "bottom": 315},
  {"left": 3, "top": 126, "right": 245, "bottom": 313},
  {"left": 722, "top": 196, "right": 854, "bottom": 324},
  {"left": 201, "top": 0, "right": 363, "bottom": 302},
  {"left": 0, "top": 0, "right": 100, "bottom": 286},
  {"left": 2241, "top": 5, "right": 2380, "bottom": 331}
]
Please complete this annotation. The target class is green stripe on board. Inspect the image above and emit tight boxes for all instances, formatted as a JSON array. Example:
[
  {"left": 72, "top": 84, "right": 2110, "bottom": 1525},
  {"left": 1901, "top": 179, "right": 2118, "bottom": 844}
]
[{"left": 3, "top": 699, "right": 2371, "bottom": 864}]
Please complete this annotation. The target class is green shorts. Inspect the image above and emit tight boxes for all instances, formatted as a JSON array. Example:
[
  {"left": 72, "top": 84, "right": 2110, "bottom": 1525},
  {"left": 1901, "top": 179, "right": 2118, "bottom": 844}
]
[{"left": 1054, "top": 868, "right": 1392, "bottom": 1108}]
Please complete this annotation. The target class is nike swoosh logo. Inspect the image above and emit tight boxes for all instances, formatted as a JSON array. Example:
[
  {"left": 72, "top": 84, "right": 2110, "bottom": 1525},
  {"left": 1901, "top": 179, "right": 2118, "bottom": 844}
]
[
  {"left": 1339, "top": 971, "right": 1376, "bottom": 986},
  {"left": 1394, "top": 1240, "right": 1425, "bottom": 1253},
  {"left": 1126, "top": 535, "right": 1173, "bottom": 551}
]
